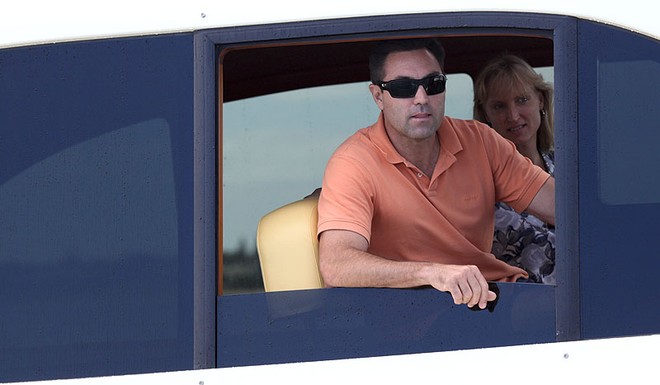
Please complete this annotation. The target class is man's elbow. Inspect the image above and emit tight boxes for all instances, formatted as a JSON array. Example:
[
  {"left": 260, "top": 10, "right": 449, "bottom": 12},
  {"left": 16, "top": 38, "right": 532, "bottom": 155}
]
[
  {"left": 318, "top": 229, "right": 367, "bottom": 288},
  {"left": 318, "top": 253, "right": 339, "bottom": 288}
]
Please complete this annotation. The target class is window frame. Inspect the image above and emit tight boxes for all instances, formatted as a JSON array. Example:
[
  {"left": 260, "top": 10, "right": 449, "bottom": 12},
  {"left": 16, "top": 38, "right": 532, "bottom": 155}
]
[{"left": 199, "top": 11, "right": 580, "bottom": 368}]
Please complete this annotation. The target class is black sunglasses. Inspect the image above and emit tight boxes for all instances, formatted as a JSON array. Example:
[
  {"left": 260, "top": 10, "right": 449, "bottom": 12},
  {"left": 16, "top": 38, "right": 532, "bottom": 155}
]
[{"left": 375, "top": 74, "right": 447, "bottom": 98}]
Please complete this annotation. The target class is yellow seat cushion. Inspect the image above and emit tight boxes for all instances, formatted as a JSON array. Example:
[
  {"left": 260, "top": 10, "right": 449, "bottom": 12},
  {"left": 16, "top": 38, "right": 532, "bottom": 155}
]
[{"left": 256, "top": 198, "right": 323, "bottom": 292}]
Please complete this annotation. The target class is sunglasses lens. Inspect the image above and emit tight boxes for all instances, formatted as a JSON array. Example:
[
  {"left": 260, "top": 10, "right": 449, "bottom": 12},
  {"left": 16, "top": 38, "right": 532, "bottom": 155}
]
[
  {"left": 380, "top": 75, "right": 446, "bottom": 98},
  {"left": 425, "top": 75, "right": 446, "bottom": 95},
  {"left": 387, "top": 80, "right": 417, "bottom": 98}
]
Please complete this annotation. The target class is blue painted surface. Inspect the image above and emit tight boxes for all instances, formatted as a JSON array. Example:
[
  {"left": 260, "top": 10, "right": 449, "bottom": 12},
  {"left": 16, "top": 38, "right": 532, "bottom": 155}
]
[
  {"left": 0, "top": 34, "right": 195, "bottom": 382},
  {"left": 217, "top": 284, "right": 556, "bottom": 367},
  {"left": 577, "top": 20, "right": 660, "bottom": 339}
]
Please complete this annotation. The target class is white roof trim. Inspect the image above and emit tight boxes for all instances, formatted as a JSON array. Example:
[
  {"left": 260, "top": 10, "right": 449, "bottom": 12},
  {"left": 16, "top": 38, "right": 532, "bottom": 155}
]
[{"left": 1, "top": 0, "right": 658, "bottom": 48}]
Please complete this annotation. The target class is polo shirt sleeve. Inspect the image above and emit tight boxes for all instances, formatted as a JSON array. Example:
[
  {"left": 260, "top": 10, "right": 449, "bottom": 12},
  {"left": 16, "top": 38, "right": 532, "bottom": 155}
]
[
  {"left": 484, "top": 126, "right": 551, "bottom": 213},
  {"left": 317, "top": 145, "right": 375, "bottom": 243}
]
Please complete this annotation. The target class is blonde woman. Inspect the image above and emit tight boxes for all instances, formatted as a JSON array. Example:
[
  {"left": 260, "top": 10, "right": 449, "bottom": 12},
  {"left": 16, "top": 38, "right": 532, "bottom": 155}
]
[{"left": 474, "top": 54, "right": 555, "bottom": 284}]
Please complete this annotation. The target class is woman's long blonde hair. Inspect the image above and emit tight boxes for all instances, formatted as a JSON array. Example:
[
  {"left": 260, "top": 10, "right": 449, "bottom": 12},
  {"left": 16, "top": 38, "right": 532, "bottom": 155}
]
[{"left": 473, "top": 54, "right": 554, "bottom": 153}]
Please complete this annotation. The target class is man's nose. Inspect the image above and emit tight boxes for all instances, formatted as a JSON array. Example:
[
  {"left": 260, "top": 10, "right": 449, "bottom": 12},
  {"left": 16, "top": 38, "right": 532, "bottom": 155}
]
[{"left": 413, "top": 85, "right": 429, "bottom": 103}]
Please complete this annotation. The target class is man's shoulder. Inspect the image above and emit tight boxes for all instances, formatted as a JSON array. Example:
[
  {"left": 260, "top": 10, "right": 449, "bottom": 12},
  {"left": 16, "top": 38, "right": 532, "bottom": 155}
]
[
  {"left": 333, "top": 126, "right": 374, "bottom": 155},
  {"left": 441, "top": 116, "right": 497, "bottom": 145},
  {"left": 333, "top": 120, "right": 393, "bottom": 161},
  {"left": 443, "top": 116, "right": 490, "bottom": 131}
]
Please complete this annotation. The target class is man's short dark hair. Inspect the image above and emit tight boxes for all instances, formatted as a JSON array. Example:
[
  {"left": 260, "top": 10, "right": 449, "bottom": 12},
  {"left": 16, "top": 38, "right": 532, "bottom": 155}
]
[{"left": 369, "top": 38, "right": 446, "bottom": 83}]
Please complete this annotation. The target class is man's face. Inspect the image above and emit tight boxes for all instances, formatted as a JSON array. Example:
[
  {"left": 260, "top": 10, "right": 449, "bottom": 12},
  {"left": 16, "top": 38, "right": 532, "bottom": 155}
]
[{"left": 369, "top": 49, "right": 446, "bottom": 142}]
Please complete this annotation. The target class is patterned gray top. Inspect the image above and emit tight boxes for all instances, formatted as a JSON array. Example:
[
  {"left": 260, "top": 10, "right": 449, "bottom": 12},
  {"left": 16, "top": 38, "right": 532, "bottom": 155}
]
[{"left": 492, "top": 151, "right": 555, "bottom": 284}]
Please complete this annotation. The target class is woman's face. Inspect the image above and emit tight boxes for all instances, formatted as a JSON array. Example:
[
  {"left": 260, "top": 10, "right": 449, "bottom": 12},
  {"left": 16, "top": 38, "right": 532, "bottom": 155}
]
[{"left": 483, "top": 83, "right": 544, "bottom": 150}]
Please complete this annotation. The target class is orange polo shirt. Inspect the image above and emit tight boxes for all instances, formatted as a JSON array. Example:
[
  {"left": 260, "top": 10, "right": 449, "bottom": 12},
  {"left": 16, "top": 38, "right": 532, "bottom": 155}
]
[{"left": 317, "top": 114, "right": 550, "bottom": 281}]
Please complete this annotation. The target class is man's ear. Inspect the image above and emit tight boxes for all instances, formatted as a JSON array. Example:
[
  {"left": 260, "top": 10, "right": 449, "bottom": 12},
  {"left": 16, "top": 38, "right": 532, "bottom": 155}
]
[{"left": 369, "top": 83, "right": 385, "bottom": 110}]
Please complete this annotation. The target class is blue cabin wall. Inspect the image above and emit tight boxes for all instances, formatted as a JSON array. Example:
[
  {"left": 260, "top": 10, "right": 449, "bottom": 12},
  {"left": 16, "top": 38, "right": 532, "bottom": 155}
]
[
  {"left": 0, "top": 35, "right": 197, "bottom": 382},
  {"left": 217, "top": 284, "right": 556, "bottom": 367},
  {"left": 576, "top": 20, "right": 660, "bottom": 339}
]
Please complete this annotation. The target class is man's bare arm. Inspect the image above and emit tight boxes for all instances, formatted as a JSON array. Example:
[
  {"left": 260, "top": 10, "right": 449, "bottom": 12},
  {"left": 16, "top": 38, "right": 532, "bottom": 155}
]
[
  {"left": 318, "top": 229, "right": 496, "bottom": 309},
  {"left": 526, "top": 176, "right": 555, "bottom": 226}
]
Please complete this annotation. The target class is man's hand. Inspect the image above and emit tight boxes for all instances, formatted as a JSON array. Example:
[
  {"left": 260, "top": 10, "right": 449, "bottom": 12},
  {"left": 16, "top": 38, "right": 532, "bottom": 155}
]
[{"left": 421, "top": 264, "right": 497, "bottom": 310}]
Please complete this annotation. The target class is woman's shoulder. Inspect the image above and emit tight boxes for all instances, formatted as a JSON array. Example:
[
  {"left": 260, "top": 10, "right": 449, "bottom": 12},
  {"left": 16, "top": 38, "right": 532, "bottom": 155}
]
[{"left": 542, "top": 150, "right": 555, "bottom": 176}]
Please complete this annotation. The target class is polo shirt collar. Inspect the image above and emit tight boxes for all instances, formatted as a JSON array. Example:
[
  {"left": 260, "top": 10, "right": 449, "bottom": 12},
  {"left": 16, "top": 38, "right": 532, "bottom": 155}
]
[{"left": 369, "top": 113, "right": 463, "bottom": 167}]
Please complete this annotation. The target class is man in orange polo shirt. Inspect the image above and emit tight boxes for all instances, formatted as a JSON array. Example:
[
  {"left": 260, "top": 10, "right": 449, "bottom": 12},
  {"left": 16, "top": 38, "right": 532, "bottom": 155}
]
[{"left": 317, "top": 38, "right": 555, "bottom": 310}]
